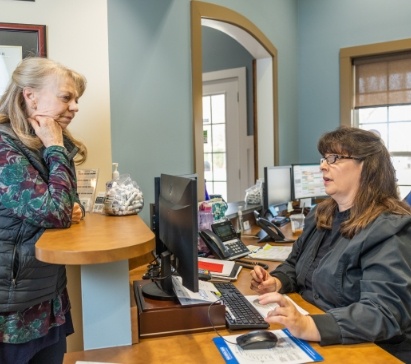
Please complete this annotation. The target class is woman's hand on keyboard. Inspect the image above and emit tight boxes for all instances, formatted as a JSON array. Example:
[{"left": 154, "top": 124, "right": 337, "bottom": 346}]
[
  {"left": 250, "top": 266, "right": 282, "bottom": 294},
  {"left": 259, "top": 292, "right": 321, "bottom": 342}
]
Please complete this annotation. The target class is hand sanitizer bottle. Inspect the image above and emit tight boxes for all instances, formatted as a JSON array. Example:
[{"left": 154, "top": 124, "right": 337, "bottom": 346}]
[{"left": 112, "top": 163, "right": 119, "bottom": 180}]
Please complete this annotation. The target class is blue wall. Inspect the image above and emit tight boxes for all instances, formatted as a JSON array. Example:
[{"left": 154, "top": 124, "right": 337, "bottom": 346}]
[
  {"left": 107, "top": 0, "right": 411, "bottom": 225},
  {"left": 107, "top": 0, "right": 298, "bottom": 224},
  {"left": 298, "top": 0, "right": 411, "bottom": 163}
]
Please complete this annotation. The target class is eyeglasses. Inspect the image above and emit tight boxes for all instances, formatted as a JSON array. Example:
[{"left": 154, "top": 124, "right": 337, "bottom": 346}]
[{"left": 320, "top": 154, "right": 362, "bottom": 165}]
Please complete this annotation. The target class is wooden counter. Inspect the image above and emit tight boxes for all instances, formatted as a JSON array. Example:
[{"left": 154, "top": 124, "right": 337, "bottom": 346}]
[
  {"left": 36, "top": 213, "right": 154, "bottom": 264},
  {"left": 36, "top": 213, "right": 155, "bottom": 351}
]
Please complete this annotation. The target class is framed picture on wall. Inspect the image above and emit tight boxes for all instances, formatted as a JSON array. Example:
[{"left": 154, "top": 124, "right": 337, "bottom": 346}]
[
  {"left": 0, "top": 22, "right": 46, "bottom": 58},
  {"left": 0, "top": 23, "right": 46, "bottom": 95}
]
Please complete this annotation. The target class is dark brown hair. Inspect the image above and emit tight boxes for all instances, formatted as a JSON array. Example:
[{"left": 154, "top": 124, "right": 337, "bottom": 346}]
[{"left": 316, "top": 126, "right": 411, "bottom": 238}]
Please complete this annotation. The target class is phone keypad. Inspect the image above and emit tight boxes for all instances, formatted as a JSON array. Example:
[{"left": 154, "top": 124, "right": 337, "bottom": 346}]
[{"left": 225, "top": 239, "right": 249, "bottom": 259}]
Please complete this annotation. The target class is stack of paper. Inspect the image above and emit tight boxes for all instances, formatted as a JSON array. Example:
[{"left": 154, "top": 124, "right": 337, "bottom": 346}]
[
  {"left": 172, "top": 276, "right": 220, "bottom": 305},
  {"left": 248, "top": 243, "right": 292, "bottom": 261},
  {"left": 198, "top": 257, "right": 242, "bottom": 281}
]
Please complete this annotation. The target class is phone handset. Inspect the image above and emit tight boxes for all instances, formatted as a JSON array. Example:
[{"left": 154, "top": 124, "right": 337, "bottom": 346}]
[
  {"left": 254, "top": 210, "right": 287, "bottom": 243},
  {"left": 199, "top": 229, "right": 230, "bottom": 259}
]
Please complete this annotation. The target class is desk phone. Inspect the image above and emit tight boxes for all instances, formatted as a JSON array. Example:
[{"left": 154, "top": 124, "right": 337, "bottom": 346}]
[
  {"left": 198, "top": 220, "right": 249, "bottom": 260},
  {"left": 254, "top": 210, "right": 293, "bottom": 243}
]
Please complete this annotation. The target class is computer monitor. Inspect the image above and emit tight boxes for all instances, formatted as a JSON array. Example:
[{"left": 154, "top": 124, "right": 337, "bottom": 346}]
[
  {"left": 151, "top": 176, "right": 166, "bottom": 257},
  {"left": 263, "top": 165, "right": 292, "bottom": 213},
  {"left": 142, "top": 173, "right": 198, "bottom": 301},
  {"left": 291, "top": 163, "right": 327, "bottom": 201}
]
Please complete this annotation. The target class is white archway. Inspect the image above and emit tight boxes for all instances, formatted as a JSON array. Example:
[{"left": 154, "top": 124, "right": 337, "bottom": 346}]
[{"left": 191, "top": 1, "right": 278, "bottom": 200}]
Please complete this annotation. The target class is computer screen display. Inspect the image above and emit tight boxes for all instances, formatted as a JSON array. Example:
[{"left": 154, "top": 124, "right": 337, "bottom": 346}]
[
  {"left": 142, "top": 173, "right": 198, "bottom": 301},
  {"left": 292, "top": 164, "right": 327, "bottom": 200},
  {"left": 263, "top": 165, "right": 292, "bottom": 212}
]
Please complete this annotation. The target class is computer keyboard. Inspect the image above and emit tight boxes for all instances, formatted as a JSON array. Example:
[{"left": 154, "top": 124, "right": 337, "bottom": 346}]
[{"left": 213, "top": 282, "right": 269, "bottom": 330}]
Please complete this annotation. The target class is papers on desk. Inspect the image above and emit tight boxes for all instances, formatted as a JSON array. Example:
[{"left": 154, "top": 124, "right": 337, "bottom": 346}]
[
  {"left": 248, "top": 243, "right": 292, "bottom": 261},
  {"left": 246, "top": 295, "right": 309, "bottom": 316},
  {"left": 198, "top": 257, "right": 242, "bottom": 281},
  {"left": 172, "top": 276, "right": 220, "bottom": 305},
  {"left": 213, "top": 329, "right": 323, "bottom": 364}
]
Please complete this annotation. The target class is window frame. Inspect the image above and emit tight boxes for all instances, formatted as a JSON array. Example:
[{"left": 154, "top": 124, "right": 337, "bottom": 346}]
[
  {"left": 340, "top": 38, "right": 411, "bottom": 126},
  {"left": 340, "top": 39, "right": 411, "bottom": 197}
]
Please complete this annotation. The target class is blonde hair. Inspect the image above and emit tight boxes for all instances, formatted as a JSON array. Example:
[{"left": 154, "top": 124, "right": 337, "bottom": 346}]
[{"left": 0, "top": 57, "right": 87, "bottom": 164}]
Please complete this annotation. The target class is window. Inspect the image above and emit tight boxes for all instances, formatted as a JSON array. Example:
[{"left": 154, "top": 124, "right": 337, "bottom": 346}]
[
  {"left": 340, "top": 39, "right": 411, "bottom": 198},
  {"left": 202, "top": 93, "right": 228, "bottom": 199},
  {"left": 202, "top": 67, "right": 250, "bottom": 202}
]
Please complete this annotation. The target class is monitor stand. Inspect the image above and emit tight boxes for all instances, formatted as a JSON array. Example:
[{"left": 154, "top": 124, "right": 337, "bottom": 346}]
[
  {"left": 133, "top": 279, "right": 226, "bottom": 338},
  {"left": 141, "top": 251, "right": 175, "bottom": 301},
  {"left": 140, "top": 280, "right": 175, "bottom": 301}
]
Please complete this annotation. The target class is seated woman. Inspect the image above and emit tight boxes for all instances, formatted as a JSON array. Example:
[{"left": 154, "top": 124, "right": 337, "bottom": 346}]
[{"left": 250, "top": 126, "right": 411, "bottom": 363}]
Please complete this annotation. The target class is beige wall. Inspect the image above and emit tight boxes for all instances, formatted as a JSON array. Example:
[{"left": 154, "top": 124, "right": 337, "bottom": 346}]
[
  {"left": 1, "top": 0, "right": 112, "bottom": 351},
  {"left": 0, "top": 0, "right": 112, "bottom": 191}
]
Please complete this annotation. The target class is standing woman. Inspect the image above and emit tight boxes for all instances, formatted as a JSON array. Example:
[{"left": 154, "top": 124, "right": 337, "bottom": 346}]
[
  {"left": 250, "top": 127, "right": 411, "bottom": 362},
  {"left": 0, "top": 57, "right": 87, "bottom": 364}
]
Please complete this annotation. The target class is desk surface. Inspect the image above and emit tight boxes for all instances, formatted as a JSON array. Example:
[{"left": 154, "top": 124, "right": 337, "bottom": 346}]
[
  {"left": 63, "top": 332, "right": 401, "bottom": 364},
  {"left": 63, "top": 223, "right": 402, "bottom": 363},
  {"left": 36, "top": 213, "right": 155, "bottom": 265}
]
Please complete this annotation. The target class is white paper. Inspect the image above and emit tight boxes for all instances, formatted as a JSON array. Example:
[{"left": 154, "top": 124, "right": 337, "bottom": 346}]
[
  {"left": 0, "top": 46, "right": 22, "bottom": 96},
  {"left": 216, "top": 329, "right": 317, "bottom": 364},
  {"left": 76, "top": 168, "right": 99, "bottom": 212},
  {"left": 198, "top": 256, "right": 235, "bottom": 276},
  {"left": 248, "top": 243, "right": 292, "bottom": 261},
  {"left": 246, "top": 244, "right": 262, "bottom": 253},
  {"left": 246, "top": 294, "right": 309, "bottom": 316},
  {"left": 92, "top": 191, "right": 106, "bottom": 214},
  {"left": 172, "top": 276, "right": 220, "bottom": 305}
]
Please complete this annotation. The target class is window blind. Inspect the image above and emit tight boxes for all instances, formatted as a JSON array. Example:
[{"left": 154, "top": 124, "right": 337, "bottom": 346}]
[{"left": 354, "top": 51, "right": 411, "bottom": 108}]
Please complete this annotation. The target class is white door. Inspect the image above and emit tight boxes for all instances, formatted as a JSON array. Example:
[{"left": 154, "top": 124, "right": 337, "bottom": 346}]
[{"left": 202, "top": 67, "right": 254, "bottom": 202}]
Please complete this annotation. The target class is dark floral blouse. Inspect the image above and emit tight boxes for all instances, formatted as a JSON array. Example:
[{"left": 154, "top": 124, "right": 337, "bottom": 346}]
[
  {"left": 0, "top": 132, "right": 77, "bottom": 344},
  {"left": 0, "top": 290, "right": 70, "bottom": 344}
]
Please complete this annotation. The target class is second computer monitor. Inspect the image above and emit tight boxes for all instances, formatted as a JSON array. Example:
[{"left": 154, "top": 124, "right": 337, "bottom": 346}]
[
  {"left": 263, "top": 165, "right": 292, "bottom": 212},
  {"left": 142, "top": 173, "right": 198, "bottom": 301},
  {"left": 291, "top": 163, "right": 327, "bottom": 200}
]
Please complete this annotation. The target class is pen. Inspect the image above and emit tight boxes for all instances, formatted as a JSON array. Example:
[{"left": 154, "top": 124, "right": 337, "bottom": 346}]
[
  {"left": 225, "top": 306, "right": 236, "bottom": 322},
  {"left": 255, "top": 262, "right": 269, "bottom": 269},
  {"left": 234, "top": 262, "right": 255, "bottom": 270},
  {"left": 235, "top": 259, "right": 269, "bottom": 270}
]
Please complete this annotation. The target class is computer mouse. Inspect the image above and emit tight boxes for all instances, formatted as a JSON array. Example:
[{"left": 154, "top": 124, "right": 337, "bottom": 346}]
[{"left": 236, "top": 330, "right": 278, "bottom": 350}]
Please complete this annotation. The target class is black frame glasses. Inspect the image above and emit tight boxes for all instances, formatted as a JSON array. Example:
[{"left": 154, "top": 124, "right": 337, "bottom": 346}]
[{"left": 320, "top": 154, "right": 362, "bottom": 165}]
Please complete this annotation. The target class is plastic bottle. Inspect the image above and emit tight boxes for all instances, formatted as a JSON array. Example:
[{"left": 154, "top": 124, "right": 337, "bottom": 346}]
[
  {"left": 199, "top": 203, "right": 213, "bottom": 231},
  {"left": 203, "top": 204, "right": 214, "bottom": 229},
  {"left": 112, "top": 163, "right": 119, "bottom": 180},
  {"left": 198, "top": 203, "right": 214, "bottom": 254}
]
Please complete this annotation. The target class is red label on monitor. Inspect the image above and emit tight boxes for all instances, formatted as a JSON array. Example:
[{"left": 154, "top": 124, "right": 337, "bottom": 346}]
[{"left": 198, "top": 261, "right": 224, "bottom": 273}]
